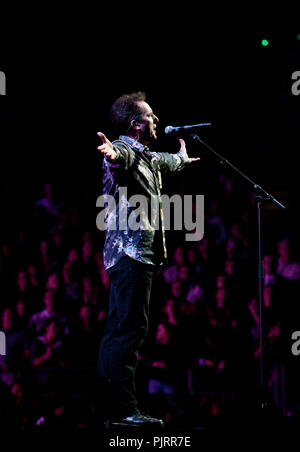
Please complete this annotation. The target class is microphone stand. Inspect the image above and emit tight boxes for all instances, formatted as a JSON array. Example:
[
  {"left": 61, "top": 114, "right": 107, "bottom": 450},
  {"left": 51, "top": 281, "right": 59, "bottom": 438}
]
[{"left": 191, "top": 133, "right": 285, "bottom": 410}]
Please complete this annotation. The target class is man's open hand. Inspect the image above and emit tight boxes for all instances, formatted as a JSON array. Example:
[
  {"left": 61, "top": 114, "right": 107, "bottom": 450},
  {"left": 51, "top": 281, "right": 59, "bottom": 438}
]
[
  {"left": 179, "top": 138, "right": 201, "bottom": 163},
  {"left": 97, "top": 132, "right": 118, "bottom": 160}
]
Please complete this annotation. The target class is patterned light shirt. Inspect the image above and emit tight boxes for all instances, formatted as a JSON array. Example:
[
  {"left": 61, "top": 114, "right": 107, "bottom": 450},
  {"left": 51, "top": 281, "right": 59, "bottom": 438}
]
[{"left": 102, "top": 135, "right": 189, "bottom": 270}]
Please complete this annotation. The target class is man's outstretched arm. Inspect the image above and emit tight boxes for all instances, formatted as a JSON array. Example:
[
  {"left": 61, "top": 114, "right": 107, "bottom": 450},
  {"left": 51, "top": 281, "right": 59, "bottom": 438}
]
[
  {"left": 97, "top": 132, "right": 119, "bottom": 160},
  {"left": 97, "top": 132, "right": 137, "bottom": 170},
  {"left": 150, "top": 139, "right": 200, "bottom": 172}
]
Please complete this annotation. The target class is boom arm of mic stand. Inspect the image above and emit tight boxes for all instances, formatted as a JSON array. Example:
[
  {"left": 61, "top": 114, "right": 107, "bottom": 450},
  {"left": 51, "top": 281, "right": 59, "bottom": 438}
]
[{"left": 191, "top": 134, "right": 286, "bottom": 209}]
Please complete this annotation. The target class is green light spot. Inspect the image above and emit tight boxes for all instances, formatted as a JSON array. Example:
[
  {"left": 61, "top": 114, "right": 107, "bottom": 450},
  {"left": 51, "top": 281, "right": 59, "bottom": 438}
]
[
  {"left": 261, "top": 39, "right": 269, "bottom": 47},
  {"left": 297, "top": 34, "right": 300, "bottom": 41}
]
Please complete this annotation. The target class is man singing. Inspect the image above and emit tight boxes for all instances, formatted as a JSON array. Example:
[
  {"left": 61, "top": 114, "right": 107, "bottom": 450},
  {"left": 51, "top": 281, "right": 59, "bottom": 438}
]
[{"left": 97, "top": 92, "right": 200, "bottom": 427}]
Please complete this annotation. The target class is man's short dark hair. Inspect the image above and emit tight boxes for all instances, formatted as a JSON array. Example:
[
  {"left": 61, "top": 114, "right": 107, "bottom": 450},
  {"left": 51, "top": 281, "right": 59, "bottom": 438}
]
[{"left": 109, "top": 91, "right": 146, "bottom": 135}]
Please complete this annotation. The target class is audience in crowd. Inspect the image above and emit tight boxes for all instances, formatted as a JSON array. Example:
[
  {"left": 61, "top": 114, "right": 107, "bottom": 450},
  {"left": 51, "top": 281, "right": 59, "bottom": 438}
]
[{"left": 0, "top": 178, "right": 299, "bottom": 431}]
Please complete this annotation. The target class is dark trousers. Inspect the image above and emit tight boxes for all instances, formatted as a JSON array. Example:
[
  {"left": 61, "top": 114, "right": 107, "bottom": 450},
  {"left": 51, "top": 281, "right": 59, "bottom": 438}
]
[{"left": 97, "top": 255, "right": 156, "bottom": 418}]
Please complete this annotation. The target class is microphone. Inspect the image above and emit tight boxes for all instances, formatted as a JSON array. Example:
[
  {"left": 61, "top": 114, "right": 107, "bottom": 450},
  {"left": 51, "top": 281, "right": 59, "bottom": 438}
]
[{"left": 164, "top": 123, "right": 212, "bottom": 134}]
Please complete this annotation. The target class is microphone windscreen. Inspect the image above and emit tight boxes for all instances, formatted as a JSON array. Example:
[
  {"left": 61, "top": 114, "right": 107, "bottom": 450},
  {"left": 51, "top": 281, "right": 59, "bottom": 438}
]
[{"left": 164, "top": 126, "right": 173, "bottom": 134}]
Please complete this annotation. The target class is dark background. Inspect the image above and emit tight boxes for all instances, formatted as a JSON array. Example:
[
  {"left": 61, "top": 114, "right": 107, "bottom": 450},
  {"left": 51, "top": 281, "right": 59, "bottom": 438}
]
[{"left": 1, "top": 24, "right": 299, "bottom": 245}]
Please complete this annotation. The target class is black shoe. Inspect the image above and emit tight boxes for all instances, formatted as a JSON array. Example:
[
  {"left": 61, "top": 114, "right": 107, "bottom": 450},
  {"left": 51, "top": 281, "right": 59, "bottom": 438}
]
[{"left": 111, "top": 411, "right": 165, "bottom": 427}]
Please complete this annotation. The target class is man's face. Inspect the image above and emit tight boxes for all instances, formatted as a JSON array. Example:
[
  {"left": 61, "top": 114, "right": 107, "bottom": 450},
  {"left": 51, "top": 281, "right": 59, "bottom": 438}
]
[{"left": 136, "top": 101, "right": 159, "bottom": 144}]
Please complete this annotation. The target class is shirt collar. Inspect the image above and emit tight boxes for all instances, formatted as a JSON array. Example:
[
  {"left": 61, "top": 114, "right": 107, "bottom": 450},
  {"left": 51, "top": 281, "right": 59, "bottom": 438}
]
[{"left": 119, "top": 135, "right": 149, "bottom": 154}]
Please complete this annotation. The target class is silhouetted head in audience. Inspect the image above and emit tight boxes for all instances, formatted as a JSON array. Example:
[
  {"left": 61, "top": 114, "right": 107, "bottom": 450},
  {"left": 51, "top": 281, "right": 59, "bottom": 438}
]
[
  {"left": 187, "top": 247, "right": 197, "bottom": 264},
  {"left": 1, "top": 307, "right": 14, "bottom": 331},
  {"left": 171, "top": 280, "right": 183, "bottom": 300},
  {"left": 155, "top": 322, "right": 172, "bottom": 345},
  {"left": 215, "top": 287, "right": 227, "bottom": 309},
  {"left": 263, "top": 254, "right": 274, "bottom": 274},
  {"left": 17, "top": 270, "right": 28, "bottom": 292},
  {"left": 162, "top": 299, "right": 178, "bottom": 326},
  {"left": 224, "top": 259, "right": 235, "bottom": 276},
  {"left": 179, "top": 265, "right": 189, "bottom": 282},
  {"left": 43, "top": 290, "right": 57, "bottom": 315},
  {"left": 277, "top": 238, "right": 290, "bottom": 263},
  {"left": 82, "top": 241, "right": 93, "bottom": 263},
  {"left": 10, "top": 381, "right": 23, "bottom": 400},
  {"left": 62, "top": 262, "right": 76, "bottom": 284},
  {"left": 173, "top": 246, "right": 184, "bottom": 266},
  {"left": 16, "top": 296, "right": 26, "bottom": 319},
  {"left": 225, "top": 238, "right": 235, "bottom": 258},
  {"left": 46, "top": 272, "right": 60, "bottom": 291},
  {"left": 44, "top": 318, "right": 61, "bottom": 344},
  {"left": 198, "top": 238, "right": 209, "bottom": 259},
  {"left": 67, "top": 248, "right": 79, "bottom": 264},
  {"left": 263, "top": 286, "right": 273, "bottom": 308},
  {"left": 79, "top": 305, "right": 92, "bottom": 329},
  {"left": 27, "top": 263, "right": 39, "bottom": 285},
  {"left": 216, "top": 273, "right": 226, "bottom": 289}
]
